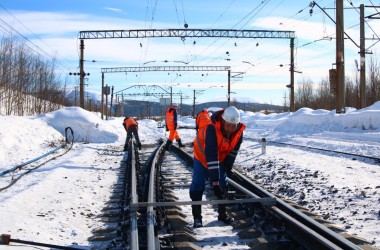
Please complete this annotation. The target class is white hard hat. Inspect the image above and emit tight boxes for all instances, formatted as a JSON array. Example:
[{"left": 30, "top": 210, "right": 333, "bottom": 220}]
[{"left": 222, "top": 106, "right": 240, "bottom": 124}]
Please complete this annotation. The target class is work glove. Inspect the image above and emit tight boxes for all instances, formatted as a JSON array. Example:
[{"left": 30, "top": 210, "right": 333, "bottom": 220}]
[
  {"left": 224, "top": 164, "right": 232, "bottom": 175},
  {"left": 213, "top": 184, "right": 224, "bottom": 199}
]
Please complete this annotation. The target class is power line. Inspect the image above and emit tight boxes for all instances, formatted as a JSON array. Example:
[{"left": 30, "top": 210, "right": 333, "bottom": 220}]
[{"left": 0, "top": 4, "right": 77, "bottom": 71}]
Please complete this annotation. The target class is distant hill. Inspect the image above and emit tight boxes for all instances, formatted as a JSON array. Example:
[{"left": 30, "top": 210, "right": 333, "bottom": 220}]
[
  {"left": 118, "top": 99, "right": 284, "bottom": 118},
  {"left": 65, "top": 89, "right": 284, "bottom": 117}
]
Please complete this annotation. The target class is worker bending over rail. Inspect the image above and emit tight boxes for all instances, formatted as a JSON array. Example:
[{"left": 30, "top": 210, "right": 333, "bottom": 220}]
[
  {"left": 190, "top": 106, "right": 246, "bottom": 228},
  {"left": 122, "top": 116, "right": 142, "bottom": 151}
]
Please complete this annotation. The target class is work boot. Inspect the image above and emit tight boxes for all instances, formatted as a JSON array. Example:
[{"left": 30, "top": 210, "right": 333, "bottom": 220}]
[
  {"left": 164, "top": 140, "right": 172, "bottom": 150},
  {"left": 177, "top": 138, "right": 185, "bottom": 147},
  {"left": 193, "top": 218, "right": 203, "bottom": 228},
  {"left": 218, "top": 204, "right": 234, "bottom": 224},
  {"left": 218, "top": 213, "right": 234, "bottom": 224},
  {"left": 191, "top": 204, "right": 203, "bottom": 228}
]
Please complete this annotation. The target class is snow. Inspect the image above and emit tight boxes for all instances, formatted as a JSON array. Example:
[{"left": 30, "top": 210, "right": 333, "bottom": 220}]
[{"left": 1, "top": 103, "right": 380, "bottom": 249}]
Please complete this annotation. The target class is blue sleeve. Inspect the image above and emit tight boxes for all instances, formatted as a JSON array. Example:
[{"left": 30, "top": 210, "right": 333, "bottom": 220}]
[
  {"left": 205, "top": 125, "right": 219, "bottom": 182},
  {"left": 223, "top": 132, "right": 243, "bottom": 170}
]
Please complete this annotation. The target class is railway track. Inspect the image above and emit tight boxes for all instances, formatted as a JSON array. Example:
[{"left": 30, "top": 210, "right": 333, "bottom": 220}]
[
  {"left": 91, "top": 137, "right": 375, "bottom": 250},
  {"left": 0, "top": 135, "right": 376, "bottom": 249}
]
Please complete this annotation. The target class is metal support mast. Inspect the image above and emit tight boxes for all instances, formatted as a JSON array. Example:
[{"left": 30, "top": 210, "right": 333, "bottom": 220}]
[
  {"left": 359, "top": 4, "right": 366, "bottom": 109},
  {"left": 227, "top": 70, "right": 231, "bottom": 107},
  {"left": 336, "top": 0, "right": 345, "bottom": 113},
  {"left": 79, "top": 39, "right": 85, "bottom": 109},
  {"left": 290, "top": 38, "right": 295, "bottom": 112}
]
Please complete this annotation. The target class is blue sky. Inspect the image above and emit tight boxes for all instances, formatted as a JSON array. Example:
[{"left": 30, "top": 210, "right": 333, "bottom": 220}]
[{"left": 1, "top": 0, "right": 379, "bottom": 106}]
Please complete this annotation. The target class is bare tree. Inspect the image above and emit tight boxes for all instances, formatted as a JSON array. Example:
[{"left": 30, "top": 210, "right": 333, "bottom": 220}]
[
  {"left": 313, "top": 77, "right": 335, "bottom": 110},
  {"left": 367, "top": 56, "right": 380, "bottom": 106},
  {"left": 0, "top": 36, "right": 66, "bottom": 115},
  {"left": 295, "top": 77, "right": 314, "bottom": 109}
]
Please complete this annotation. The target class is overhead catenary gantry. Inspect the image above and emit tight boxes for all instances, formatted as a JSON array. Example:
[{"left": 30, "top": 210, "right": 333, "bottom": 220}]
[
  {"left": 78, "top": 28, "right": 296, "bottom": 111},
  {"left": 79, "top": 29, "right": 295, "bottom": 39},
  {"left": 101, "top": 66, "right": 231, "bottom": 117},
  {"left": 101, "top": 65, "right": 230, "bottom": 73}
]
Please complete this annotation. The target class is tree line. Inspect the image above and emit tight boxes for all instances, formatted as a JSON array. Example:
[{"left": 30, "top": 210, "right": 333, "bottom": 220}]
[
  {"left": 0, "top": 37, "right": 68, "bottom": 115},
  {"left": 290, "top": 56, "right": 380, "bottom": 111}
]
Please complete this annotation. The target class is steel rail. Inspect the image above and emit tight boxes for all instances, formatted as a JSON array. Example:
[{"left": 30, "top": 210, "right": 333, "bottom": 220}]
[
  {"left": 146, "top": 143, "right": 166, "bottom": 249},
  {"left": 170, "top": 146, "right": 361, "bottom": 249},
  {"left": 231, "top": 170, "right": 361, "bottom": 250},
  {"left": 248, "top": 137, "right": 380, "bottom": 162},
  {"left": 129, "top": 138, "right": 139, "bottom": 250},
  {"left": 272, "top": 140, "right": 380, "bottom": 162},
  {"left": 228, "top": 177, "right": 344, "bottom": 249}
]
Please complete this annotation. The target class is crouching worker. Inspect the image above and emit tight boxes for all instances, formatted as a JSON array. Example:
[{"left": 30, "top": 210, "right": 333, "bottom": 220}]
[
  {"left": 164, "top": 103, "right": 184, "bottom": 150},
  {"left": 122, "top": 116, "right": 142, "bottom": 151},
  {"left": 189, "top": 106, "right": 245, "bottom": 228}
]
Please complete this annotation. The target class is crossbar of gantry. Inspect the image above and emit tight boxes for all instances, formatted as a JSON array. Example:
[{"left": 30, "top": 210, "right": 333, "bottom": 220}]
[
  {"left": 101, "top": 65, "right": 231, "bottom": 73},
  {"left": 79, "top": 28, "right": 295, "bottom": 39}
]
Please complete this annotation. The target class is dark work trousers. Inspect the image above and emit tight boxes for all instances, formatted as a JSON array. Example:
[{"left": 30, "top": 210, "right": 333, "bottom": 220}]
[
  {"left": 124, "top": 125, "right": 141, "bottom": 149},
  {"left": 189, "top": 158, "right": 227, "bottom": 219}
]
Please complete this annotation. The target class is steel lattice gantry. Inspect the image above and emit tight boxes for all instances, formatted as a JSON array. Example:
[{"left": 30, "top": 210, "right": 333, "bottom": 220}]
[
  {"left": 79, "top": 28, "right": 295, "bottom": 39},
  {"left": 101, "top": 66, "right": 231, "bottom": 73},
  {"left": 77, "top": 28, "right": 296, "bottom": 113}
]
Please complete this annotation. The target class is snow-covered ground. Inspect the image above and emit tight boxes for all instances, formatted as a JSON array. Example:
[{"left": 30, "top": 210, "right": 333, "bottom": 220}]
[{"left": 0, "top": 103, "right": 379, "bottom": 249}]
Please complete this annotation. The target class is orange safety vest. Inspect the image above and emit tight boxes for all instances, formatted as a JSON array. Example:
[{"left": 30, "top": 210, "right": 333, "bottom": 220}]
[
  {"left": 165, "top": 106, "right": 177, "bottom": 130},
  {"left": 194, "top": 116, "right": 246, "bottom": 168},
  {"left": 123, "top": 117, "right": 138, "bottom": 130},
  {"left": 195, "top": 110, "right": 211, "bottom": 131}
]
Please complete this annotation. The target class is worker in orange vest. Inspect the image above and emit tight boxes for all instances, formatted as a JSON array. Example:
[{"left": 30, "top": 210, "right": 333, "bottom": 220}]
[
  {"left": 195, "top": 108, "right": 211, "bottom": 132},
  {"left": 164, "top": 103, "right": 184, "bottom": 150},
  {"left": 190, "top": 106, "right": 245, "bottom": 228},
  {"left": 122, "top": 116, "right": 142, "bottom": 151}
]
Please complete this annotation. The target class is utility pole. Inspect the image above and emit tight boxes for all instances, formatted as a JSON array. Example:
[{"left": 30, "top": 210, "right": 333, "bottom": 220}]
[
  {"left": 180, "top": 94, "right": 183, "bottom": 116},
  {"left": 359, "top": 4, "right": 366, "bottom": 109},
  {"left": 227, "top": 70, "right": 231, "bottom": 107},
  {"left": 110, "top": 86, "right": 114, "bottom": 117},
  {"left": 74, "top": 86, "right": 78, "bottom": 106},
  {"left": 170, "top": 87, "right": 173, "bottom": 105},
  {"left": 336, "top": 0, "right": 345, "bottom": 113},
  {"left": 79, "top": 39, "right": 85, "bottom": 109},
  {"left": 290, "top": 38, "right": 295, "bottom": 112},
  {"left": 105, "top": 84, "right": 109, "bottom": 120},
  {"left": 192, "top": 89, "right": 196, "bottom": 117},
  {"left": 101, "top": 73, "right": 104, "bottom": 120},
  {"left": 85, "top": 93, "right": 91, "bottom": 110}
]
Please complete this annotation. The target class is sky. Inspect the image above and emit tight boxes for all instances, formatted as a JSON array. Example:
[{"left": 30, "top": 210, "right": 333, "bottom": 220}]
[
  {"left": 1, "top": 0, "right": 380, "bottom": 106},
  {"left": 0, "top": 102, "right": 380, "bottom": 249}
]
